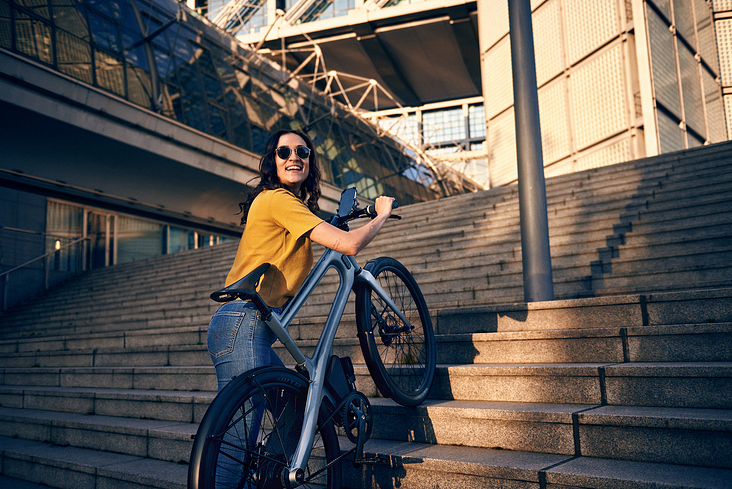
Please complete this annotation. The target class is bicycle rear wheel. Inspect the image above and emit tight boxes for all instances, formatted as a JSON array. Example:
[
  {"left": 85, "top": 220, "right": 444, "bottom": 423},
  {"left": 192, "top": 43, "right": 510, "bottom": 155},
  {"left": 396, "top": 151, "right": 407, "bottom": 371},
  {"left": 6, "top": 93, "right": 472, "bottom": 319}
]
[
  {"left": 188, "top": 367, "right": 341, "bottom": 489},
  {"left": 355, "top": 257, "right": 435, "bottom": 407}
]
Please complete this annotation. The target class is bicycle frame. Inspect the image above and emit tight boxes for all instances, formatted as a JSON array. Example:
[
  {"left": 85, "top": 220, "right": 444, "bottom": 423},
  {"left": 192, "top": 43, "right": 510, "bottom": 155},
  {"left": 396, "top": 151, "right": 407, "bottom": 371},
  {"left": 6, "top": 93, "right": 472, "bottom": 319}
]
[{"left": 260, "top": 245, "right": 411, "bottom": 485}]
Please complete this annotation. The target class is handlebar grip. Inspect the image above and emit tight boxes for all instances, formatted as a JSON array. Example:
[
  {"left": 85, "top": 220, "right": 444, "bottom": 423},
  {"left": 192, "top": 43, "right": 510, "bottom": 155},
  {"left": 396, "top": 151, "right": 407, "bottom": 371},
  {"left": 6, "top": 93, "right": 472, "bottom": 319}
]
[{"left": 365, "top": 200, "right": 399, "bottom": 216}]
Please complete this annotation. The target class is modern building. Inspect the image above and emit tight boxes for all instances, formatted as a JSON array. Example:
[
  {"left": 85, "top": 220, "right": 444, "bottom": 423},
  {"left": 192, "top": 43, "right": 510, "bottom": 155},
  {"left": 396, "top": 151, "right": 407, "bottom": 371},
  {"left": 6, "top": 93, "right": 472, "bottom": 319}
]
[
  {"left": 0, "top": 0, "right": 472, "bottom": 309},
  {"left": 214, "top": 0, "right": 728, "bottom": 188}
]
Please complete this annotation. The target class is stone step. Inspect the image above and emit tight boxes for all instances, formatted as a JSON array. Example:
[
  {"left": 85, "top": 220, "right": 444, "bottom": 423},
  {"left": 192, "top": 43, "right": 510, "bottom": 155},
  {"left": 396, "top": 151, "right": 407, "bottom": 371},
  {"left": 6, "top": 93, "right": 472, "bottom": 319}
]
[
  {"left": 8, "top": 243, "right": 732, "bottom": 335},
  {"left": 1, "top": 311, "right": 730, "bottom": 370},
  {"left": 1, "top": 378, "right": 730, "bottom": 467},
  {"left": 346, "top": 437, "right": 732, "bottom": 489},
  {"left": 368, "top": 399, "right": 732, "bottom": 468},
  {"left": 2, "top": 188, "right": 728, "bottom": 336},
  {"left": 1, "top": 289, "right": 730, "bottom": 359},
  {"left": 3, "top": 433, "right": 731, "bottom": 489},
  {"left": 392, "top": 152, "right": 731, "bottom": 221},
  {"left": 0, "top": 408, "right": 196, "bottom": 465},
  {"left": 377, "top": 173, "right": 732, "bottom": 243},
  {"left": 6, "top": 259, "right": 727, "bottom": 335},
  {"left": 0, "top": 435, "right": 188, "bottom": 489},
  {"left": 380, "top": 164, "right": 732, "bottom": 236},
  {"left": 3, "top": 360, "right": 730, "bottom": 409}
]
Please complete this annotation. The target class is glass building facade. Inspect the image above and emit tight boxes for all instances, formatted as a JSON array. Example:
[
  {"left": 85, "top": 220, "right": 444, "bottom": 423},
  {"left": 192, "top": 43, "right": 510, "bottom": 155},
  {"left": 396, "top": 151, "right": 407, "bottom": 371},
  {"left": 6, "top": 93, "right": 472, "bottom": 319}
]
[
  {"left": 0, "top": 0, "right": 450, "bottom": 280},
  {"left": 0, "top": 0, "right": 442, "bottom": 204},
  {"left": 375, "top": 99, "right": 490, "bottom": 187}
]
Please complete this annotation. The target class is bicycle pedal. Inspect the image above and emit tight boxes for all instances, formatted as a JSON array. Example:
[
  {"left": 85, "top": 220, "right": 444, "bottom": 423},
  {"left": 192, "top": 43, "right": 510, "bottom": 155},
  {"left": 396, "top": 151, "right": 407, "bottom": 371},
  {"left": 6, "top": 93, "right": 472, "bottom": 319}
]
[{"left": 354, "top": 454, "right": 390, "bottom": 465}]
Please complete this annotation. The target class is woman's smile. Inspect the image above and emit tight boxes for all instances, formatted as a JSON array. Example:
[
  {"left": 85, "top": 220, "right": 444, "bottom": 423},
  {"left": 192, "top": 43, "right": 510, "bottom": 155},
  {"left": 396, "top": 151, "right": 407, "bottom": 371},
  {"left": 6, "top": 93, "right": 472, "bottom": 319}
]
[{"left": 275, "top": 133, "right": 310, "bottom": 194}]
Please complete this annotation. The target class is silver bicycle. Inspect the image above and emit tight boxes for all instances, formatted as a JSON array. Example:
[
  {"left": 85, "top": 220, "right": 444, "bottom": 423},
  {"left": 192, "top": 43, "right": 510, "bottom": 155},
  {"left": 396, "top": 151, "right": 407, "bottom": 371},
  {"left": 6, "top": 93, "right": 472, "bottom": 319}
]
[{"left": 188, "top": 187, "right": 436, "bottom": 489}]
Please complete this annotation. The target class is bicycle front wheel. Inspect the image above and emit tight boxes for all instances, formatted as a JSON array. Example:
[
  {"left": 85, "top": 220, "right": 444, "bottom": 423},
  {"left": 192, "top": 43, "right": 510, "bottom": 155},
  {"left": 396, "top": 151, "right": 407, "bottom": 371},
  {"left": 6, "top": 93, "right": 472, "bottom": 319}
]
[
  {"left": 355, "top": 257, "right": 436, "bottom": 407},
  {"left": 188, "top": 367, "right": 342, "bottom": 489}
]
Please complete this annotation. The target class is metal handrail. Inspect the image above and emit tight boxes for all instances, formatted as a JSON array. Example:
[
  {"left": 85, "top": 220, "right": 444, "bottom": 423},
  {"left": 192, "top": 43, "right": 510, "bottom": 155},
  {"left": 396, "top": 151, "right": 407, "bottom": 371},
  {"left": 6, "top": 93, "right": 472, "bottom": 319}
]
[
  {"left": 0, "top": 236, "right": 89, "bottom": 279},
  {"left": 1, "top": 236, "right": 89, "bottom": 311}
]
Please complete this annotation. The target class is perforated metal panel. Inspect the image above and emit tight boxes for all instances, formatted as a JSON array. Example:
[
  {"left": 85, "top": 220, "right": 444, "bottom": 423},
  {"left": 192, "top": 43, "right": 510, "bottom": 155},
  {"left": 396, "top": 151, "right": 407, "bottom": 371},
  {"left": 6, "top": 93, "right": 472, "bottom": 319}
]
[
  {"left": 652, "top": 0, "right": 672, "bottom": 19},
  {"left": 478, "top": 0, "right": 509, "bottom": 52},
  {"left": 570, "top": 43, "right": 628, "bottom": 150},
  {"left": 533, "top": 0, "right": 564, "bottom": 86},
  {"left": 673, "top": 0, "right": 696, "bottom": 48},
  {"left": 679, "top": 41, "right": 705, "bottom": 136},
  {"left": 716, "top": 19, "right": 732, "bottom": 85},
  {"left": 538, "top": 77, "right": 570, "bottom": 164},
  {"left": 724, "top": 95, "right": 732, "bottom": 139},
  {"left": 687, "top": 132, "right": 704, "bottom": 147},
  {"left": 703, "top": 68, "right": 726, "bottom": 142},
  {"left": 697, "top": 0, "right": 719, "bottom": 72},
  {"left": 576, "top": 137, "right": 631, "bottom": 172},
  {"left": 648, "top": 7, "right": 682, "bottom": 118},
  {"left": 713, "top": 0, "right": 732, "bottom": 11},
  {"left": 657, "top": 111, "right": 685, "bottom": 152},
  {"left": 544, "top": 157, "right": 574, "bottom": 178},
  {"left": 483, "top": 36, "right": 514, "bottom": 119},
  {"left": 565, "top": 0, "right": 620, "bottom": 64},
  {"left": 487, "top": 108, "right": 517, "bottom": 186}
]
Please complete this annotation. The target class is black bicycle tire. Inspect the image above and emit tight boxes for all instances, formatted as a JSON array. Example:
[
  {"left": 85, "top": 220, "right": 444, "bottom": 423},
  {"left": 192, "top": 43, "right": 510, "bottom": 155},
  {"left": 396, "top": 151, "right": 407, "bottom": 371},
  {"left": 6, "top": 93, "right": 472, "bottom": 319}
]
[
  {"left": 355, "top": 257, "right": 436, "bottom": 407},
  {"left": 188, "top": 366, "right": 342, "bottom": 489}
]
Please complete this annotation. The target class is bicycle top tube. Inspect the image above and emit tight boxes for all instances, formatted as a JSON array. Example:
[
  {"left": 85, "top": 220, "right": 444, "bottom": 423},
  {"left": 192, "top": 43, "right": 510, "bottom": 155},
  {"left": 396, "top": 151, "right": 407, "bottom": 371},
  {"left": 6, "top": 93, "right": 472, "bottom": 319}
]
[{"left": 266, "top": 247, "right": 360, "bottom": 376}]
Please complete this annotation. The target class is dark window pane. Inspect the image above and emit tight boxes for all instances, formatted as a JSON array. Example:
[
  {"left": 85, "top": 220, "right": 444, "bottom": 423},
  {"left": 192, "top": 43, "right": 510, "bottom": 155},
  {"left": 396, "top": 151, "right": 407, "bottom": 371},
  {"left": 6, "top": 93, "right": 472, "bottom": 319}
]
[
  {"left": 56, "top": 29, "right": 92, "bottom": 83},
  {"left": 94, "top": 48, "right": 125, "bottom": 95},
  {"left": 15, "top": 11, "right": 53, "bottom": 64},
  {"left": 89, "top": 11, "right": 119, "bottom": 51},
  {"left": 0, "top": 1, "right": 11, "bottom": 49}
]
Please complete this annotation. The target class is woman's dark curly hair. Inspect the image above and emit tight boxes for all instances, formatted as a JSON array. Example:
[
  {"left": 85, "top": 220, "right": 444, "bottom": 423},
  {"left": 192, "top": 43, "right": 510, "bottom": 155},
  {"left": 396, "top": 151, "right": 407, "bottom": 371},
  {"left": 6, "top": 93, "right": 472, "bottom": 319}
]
[{"left": 238, "top": 129, "right": 322, "bottom": 225}]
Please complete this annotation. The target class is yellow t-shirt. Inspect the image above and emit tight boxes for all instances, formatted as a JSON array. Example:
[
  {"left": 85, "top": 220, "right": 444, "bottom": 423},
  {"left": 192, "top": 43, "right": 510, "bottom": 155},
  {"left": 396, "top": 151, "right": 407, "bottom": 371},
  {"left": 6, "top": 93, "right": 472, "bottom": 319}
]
[{"left": 225, "top": 189, "right": 324, "bottom": 307}]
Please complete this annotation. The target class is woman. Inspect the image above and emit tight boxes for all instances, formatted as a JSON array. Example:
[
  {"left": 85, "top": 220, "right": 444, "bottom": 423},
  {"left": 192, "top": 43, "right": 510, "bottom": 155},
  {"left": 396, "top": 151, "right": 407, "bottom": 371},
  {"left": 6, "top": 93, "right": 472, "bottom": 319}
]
[{"left": 207, "top": 129, "right": 395, "bottom": 391}]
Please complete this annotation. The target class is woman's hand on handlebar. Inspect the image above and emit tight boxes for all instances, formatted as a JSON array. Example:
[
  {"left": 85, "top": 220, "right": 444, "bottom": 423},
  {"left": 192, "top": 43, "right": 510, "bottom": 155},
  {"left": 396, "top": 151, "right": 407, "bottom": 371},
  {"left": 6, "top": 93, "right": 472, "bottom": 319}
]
[
  {"left": 310, "top": 194, "right": 396, "bottom": 255},
  {"left": 373, "top": 196, "right": 396, "bottom": 218}
]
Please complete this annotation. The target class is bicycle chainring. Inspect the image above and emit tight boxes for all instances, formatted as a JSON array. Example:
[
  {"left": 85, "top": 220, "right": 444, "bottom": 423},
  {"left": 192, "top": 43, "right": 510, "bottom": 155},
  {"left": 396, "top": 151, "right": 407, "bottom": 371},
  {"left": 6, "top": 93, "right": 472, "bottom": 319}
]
[{"left": 341, "top": 391, "right": 373, "bottom": 444}]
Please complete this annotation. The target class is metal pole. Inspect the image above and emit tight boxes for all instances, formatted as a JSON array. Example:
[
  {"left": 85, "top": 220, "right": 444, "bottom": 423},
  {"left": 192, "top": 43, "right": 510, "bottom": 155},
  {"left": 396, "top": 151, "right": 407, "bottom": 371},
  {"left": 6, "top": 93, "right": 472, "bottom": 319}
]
[{"left": 508, "top": 0, "right": 554, "bottom": 302}]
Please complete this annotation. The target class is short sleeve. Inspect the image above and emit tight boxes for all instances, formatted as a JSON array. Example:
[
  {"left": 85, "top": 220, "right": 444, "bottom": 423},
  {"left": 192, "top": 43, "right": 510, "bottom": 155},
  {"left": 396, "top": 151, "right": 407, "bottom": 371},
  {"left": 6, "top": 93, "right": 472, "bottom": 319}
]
[{"left": 265, "top": 189, "right": 323, "bottom": 238}]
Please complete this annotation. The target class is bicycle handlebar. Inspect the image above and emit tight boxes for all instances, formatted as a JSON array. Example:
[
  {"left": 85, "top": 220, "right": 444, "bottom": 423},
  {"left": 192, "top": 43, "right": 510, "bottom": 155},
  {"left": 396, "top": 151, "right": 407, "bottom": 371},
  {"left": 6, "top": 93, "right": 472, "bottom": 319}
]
[
  {"left": 332, "top": 201, "right": 400, "bottom": 229},
  {"left": 363, "top": 200, "right": 399, "bottom": 218}
]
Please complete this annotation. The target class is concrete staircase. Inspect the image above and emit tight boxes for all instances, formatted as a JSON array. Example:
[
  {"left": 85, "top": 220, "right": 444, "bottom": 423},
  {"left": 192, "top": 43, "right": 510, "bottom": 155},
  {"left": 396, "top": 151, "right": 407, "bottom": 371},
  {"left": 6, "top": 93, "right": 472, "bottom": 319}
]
[{"left": 1, "top": 142, "right": 732, "bottom": 488}]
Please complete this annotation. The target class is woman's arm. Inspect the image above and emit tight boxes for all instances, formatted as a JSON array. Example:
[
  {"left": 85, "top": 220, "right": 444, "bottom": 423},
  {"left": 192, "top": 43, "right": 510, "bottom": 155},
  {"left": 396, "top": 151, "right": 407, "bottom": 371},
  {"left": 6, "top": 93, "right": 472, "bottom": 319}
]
[{"left": 309, "top": 196, "right": 395, "bottom": 255}]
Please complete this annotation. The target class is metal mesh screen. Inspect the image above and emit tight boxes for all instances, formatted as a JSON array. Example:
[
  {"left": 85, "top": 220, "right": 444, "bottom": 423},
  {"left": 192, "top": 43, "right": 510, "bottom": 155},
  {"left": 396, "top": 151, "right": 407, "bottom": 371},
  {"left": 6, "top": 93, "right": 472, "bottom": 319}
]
[
  {"left": 565, "top": 0, "right": 619, "bottom": 64},
  {"left": 703, "top": 68, "right": 727, "bottom": 142},
  {"left": 678, "top": 41, "right": 705, "bottom": 136},
  {"left": 483, "top": 36, "right": 514, "bottom": 119},
  {"left": 657, "top": 110, "right": 685, "bottom": 152},
  {"left": 538, "top": 77, "right": 570, "bottom": 164},
  {"left": 570, "top": 43, "right": 627, "bottom": 150},
  {"left": 648, "top": 7, "right": 682, "bottom": 118},
  {"left": 487, "top": 108, "right": 517, "bottom": 186},
  {"left": 533, "top": 0, "right": 564, "bottom": 86},
  {"left": 576, "top": 137, "right": 631, "bottom": 172}
]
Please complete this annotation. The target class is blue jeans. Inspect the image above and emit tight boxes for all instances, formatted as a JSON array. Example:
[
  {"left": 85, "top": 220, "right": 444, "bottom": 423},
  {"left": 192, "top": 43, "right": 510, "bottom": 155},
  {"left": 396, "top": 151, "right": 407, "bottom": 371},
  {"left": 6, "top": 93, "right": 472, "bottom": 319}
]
[{"left": 207, "top": 300, "right": 285, "bottom": 392}]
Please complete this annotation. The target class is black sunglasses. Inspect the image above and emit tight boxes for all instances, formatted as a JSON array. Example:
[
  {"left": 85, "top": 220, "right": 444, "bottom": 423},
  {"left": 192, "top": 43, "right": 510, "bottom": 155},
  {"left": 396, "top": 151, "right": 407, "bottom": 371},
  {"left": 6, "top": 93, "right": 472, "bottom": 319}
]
[{"left": 275, "top": 146, "right": 311, "bottom": 160}]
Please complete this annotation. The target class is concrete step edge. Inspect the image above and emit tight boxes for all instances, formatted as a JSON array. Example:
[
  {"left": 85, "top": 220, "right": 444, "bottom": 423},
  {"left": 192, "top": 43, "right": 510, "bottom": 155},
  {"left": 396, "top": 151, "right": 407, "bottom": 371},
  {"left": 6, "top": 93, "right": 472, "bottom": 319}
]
[{"left": 0, "top": 435, "right": 187, "bottom": 489}]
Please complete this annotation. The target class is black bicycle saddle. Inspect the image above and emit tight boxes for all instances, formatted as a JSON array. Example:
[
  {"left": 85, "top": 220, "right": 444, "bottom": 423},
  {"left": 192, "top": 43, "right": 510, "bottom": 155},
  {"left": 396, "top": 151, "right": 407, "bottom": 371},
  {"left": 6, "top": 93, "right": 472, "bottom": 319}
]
[{"left": 210, "top": 263, "right": 270, "bottom": 305}]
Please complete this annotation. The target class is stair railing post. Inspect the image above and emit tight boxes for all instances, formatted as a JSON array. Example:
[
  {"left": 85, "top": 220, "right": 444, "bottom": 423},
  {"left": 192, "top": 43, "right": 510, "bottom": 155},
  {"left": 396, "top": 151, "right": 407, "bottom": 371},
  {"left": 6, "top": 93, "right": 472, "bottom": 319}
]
[{"left": 508, "top": 0, "right": 554, "bottom": 302}]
